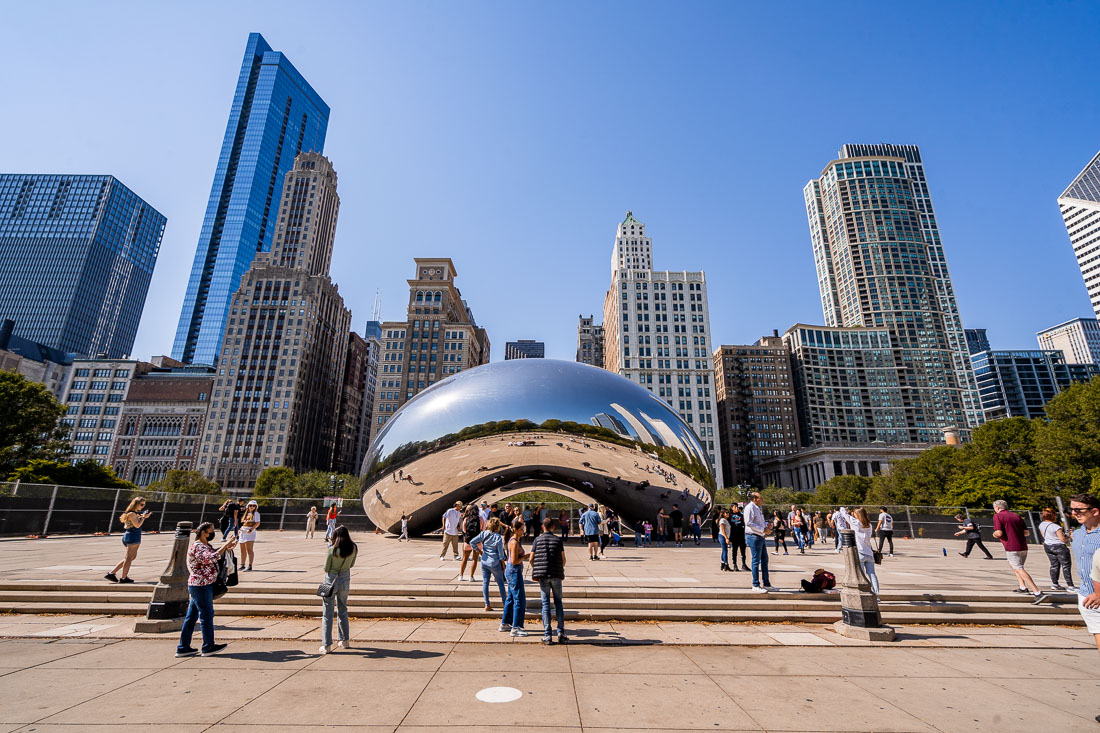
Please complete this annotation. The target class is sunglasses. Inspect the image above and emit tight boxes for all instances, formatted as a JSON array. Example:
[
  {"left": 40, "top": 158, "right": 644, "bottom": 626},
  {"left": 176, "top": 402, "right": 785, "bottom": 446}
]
[{"left": 1069, "top": 507, "right": 1094, "bottom": 515}]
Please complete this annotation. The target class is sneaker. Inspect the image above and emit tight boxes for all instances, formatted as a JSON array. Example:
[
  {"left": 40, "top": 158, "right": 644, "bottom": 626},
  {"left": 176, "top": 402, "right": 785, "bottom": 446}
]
[
  {"left": 118, "top": 577, "right": 135, "bottom": 584},
  {"left": 1031, "top": 592, "right": 1048, "bottom": 605},
  {"left": 510, "top": 628, "right": 529, "bottom": 637},
  {"left": 887, "top": 553, "right": 894, "bottom": 557},
  {"left": 336, "top": 640, "right": 351, "bottom": 650},
  {"left": 1050, "top": 584, "right": 1066, "bottom": 591},
  {"left": 104, "top": 573, "right": 119, "bottom": 583},
  {"left": 175, "top": 647, "right": 198, "bottom": 658},
  {"left": 1013, "top": 587, "right": 1029, "bottom": 593},
  {"left": 557, "top": 633, "right": 569, "bottom": 643},
  {"left": 201, "top": 643, "right": 228, "bottom": 656},
  {"left": 318, "top": 645, "right": 331, "bottom": 654},
  {"left": 1067, "top": 585, "right": 1078, "bottom": 592},
  {"left": 454, "top": 555, "right": 460, "bottom": 560},
  {"left": 764, "top": 585, "right": 780, "bottom": 592},
  {"left": 541, "top": 636, "right": 553, "bottom": 645},
  {"left": 751, "top": 586, "right": 768, "bottom": 593},
  {"left": 498, "top": 623, "right": 511, "bottom": 632}
]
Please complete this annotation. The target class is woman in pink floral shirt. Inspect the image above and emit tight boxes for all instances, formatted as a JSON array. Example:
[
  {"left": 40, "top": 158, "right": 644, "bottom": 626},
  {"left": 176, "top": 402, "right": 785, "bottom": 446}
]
[{"left": 177, "top": 521, "right": 237, "bottom": 657}]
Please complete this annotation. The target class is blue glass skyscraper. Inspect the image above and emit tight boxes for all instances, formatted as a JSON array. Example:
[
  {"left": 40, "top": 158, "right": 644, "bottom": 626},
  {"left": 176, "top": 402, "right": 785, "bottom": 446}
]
[
  {"left": 0, "top": 174, "right": 165, "bottom": 358},
  {"left": 172, "top": 32, "right": 329, "bottom": 365}
]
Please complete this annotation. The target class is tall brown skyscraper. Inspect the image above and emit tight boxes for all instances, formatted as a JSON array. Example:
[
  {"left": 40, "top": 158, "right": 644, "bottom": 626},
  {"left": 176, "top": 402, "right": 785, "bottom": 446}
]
[{"left": 199, "top": 153, "right": 351, "bottom": 491}]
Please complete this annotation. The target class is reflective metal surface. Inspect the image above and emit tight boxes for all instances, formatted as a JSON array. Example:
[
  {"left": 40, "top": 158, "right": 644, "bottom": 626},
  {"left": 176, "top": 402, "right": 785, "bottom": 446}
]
[{"left": 361, "top": 359, "right": 715, "bottom": 534}]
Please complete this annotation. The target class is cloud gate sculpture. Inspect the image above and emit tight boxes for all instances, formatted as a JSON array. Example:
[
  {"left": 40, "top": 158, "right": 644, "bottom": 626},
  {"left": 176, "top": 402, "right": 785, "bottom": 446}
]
[{"left": 360, "top": 359, "right": 716, "bottom": 535}]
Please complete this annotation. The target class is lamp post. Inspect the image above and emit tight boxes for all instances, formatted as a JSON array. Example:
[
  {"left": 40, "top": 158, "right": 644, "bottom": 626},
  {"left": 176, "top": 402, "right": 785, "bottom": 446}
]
[
  {"left": 832, "top": 528, "right": 895, "bottom": 641},
  {"left": 134, "top": 521, "right": 192, "bottom": 633}
]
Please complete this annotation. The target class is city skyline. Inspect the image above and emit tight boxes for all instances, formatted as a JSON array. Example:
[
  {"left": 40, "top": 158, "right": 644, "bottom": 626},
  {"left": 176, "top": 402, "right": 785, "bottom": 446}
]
[{"left": 2, "top": 4, "right": 1098, "bottom": 363}]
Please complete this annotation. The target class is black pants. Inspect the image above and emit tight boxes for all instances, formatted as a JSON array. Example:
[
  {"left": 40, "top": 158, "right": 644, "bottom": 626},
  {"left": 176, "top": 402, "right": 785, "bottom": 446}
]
[
  {"left": 1043, "top": 543, "right": 1073, "bottom": 586},
  {"left": 963, "top": 536, "right": 993, "bottom": 558},
  {"left": 876, "top": 530, "right": 894, "bottom": 554},
  {"left": 773, "top": 532, "right": 787, "bottom": 552},
  {"left": 729, "top": 535, "right": 747, "bottom": 567}
]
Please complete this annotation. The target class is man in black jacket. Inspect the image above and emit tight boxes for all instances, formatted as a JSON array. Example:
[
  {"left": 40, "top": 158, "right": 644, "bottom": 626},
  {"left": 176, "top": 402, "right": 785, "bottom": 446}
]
[{"left": 531, "top": 517, "right": 568, "bottom": 644}]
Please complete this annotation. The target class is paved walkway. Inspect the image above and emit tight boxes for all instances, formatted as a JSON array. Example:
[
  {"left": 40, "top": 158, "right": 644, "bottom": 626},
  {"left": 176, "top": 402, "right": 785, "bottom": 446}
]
[
  {"left": 0, "top": 636, "right": 1096, "bottom": 731},
  {"left": 0, "top": 532, "right": 1074, "bottom": 593}
]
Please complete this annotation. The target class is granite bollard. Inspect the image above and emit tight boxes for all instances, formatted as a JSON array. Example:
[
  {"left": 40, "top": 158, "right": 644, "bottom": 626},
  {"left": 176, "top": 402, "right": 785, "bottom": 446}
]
[
  {"left": 832, "top": 528, "right": 895, "bottom": 641},
  {"left": 133, "top": 521, "right": 192, "bottom": 633}
]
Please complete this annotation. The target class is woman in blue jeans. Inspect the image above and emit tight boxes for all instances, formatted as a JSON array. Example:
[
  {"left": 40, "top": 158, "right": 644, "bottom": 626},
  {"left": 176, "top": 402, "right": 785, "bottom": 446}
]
[
  {"left": 176, "top": 522, "right": 237, "bottom": 657},
  {"left": 501, "top": 518, "right": 528, "bottom": 636},
  {"left": 470, "top": 517, "right": 506, "bottom": 611},
  {"left": 318, "top": 525, "right": 357, "bottom": 654}
]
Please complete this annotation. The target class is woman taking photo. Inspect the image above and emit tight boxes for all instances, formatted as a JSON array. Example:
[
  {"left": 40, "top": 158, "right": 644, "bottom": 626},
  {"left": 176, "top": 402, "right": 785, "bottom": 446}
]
[
  {"left": 459, "top": 504, "right": 482, "bottom": 582},
  {"left": 319, "top": 525, "right": 357, "bottom": 654},
  {"left": 237, "top": 500, "right": 261, "bottom": 571},
  {"left": 325, "top": 504, "right": 340, "bottom": 541},
  {"left": 305, "top": 506, "right": 318, "bottom": 539},
  {"left": 501, "top": 517, "right": 528, "bottom": 636},
  {"left": 176, "top": 522, "right": 237, "bottom": 657},
  {"left": 105, "top": 497, "right": 151, "bottom": 583},
  {"left": 850, "top": 508, "right": 880, "bottom": 595},
  {"left": 718, "top": 509, "right": 732, "bottom": 571}
]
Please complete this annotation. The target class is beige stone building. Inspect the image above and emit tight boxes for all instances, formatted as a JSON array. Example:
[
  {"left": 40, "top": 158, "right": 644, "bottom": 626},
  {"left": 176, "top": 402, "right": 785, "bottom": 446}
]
[
  {"left": 199, "top": 153, "right": 351, "bottom": 491},
  {"left": 371, "top": 258, "right": 489, "bottom": 434}
]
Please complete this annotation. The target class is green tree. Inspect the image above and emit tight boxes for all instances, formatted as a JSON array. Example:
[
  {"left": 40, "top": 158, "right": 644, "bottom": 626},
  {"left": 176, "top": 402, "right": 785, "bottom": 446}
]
[
  {"left": 146, "top": 470, "right": 222, "bottom": 495},
  {"left": 866, "top": 446, "right": 965, "bottom": 506},
  {"left": 0, "top": 370, "right": 70, "bottom": 474},
  {"left": 9, "top": 458, "right": 136, "bottom": 490},
  {"left": 253, "top": 467, "right": 297, "bottom": 498},
  {"left": 1035, "top": 378, "right": 1100, "bottom": 496},
  {"left": 968, "top": 417, "right": 1037, "bottom": 474},
  {"left": 939, "top": 467, "right": 1034, "bottom": 510},
  {"left": 814, "top": 475, "right": 871, "bottom": 507}
]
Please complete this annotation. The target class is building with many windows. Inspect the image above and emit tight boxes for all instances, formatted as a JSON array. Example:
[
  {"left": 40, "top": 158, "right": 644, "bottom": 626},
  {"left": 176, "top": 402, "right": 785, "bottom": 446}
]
[
  {"left": 199, "top": 153, "right": 350, "bottom": 491},
  {"left": 60, "top": 358, "right": 154, "bottom": 465},
  {"left": 334, "top": 331, "right": 369, "bottom": 474},
  {"left": 1036, "top": 317, "right": 1100, "bottom": 366},
  {"left": 713, "top": 334, "right": 800, "bottom": 489},
  {"left": 110, "top": 360, "right": 214, "bottom": 486},
  {"left": 504, "top": 340, "right": 545, "bottom": 360},
  {"left": 970, "top": 349, "right": 1100, "bottom": 420},
  {"left": 1057, "top": 151, "right": 1100, "bottom": 320},
  {"left": 576, "top": 315, "right": 603, "bottom": 366},
  {"left": 601, "top": 212, "right": 722, "bottom": 485},
  {"left": 0, "top": 174, "right": 165, "bottom": 358},
  {"left": 965, "top": 328, "right": 991, "bottom": 355},
  {"left": 371, "top": 258, "right": 490, "bottom": 432},
  {"left": 173, "top": 33, "right": 329, "bottom": 366},
  {"left": 804, "top": 144, "right": 982, "bottom": 438},
  {"left": 356, "top": 320, "right": 382, "bottom": 466},
  {"left": 0, "top": 319, "right": 72, "bottom": 398}
]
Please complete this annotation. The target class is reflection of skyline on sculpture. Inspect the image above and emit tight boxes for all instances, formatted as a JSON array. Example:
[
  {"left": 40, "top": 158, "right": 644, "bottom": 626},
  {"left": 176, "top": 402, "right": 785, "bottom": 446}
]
[{"left": 360, "top": 360, "right": 715, "bottom": 534}]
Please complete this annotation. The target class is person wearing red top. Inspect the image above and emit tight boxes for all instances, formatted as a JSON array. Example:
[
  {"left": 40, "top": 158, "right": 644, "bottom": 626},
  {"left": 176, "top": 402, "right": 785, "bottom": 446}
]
[
  {"left": 176, "top": 521, "right": 237, "bottom": 657},
  {"left": 992, "top": 500, "right": 1046, "bottom": 604}
]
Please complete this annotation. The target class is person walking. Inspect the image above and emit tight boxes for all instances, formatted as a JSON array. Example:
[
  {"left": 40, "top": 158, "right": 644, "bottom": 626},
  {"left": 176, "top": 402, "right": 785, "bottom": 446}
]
[
  {"left": 598, "top": 510, "right": 611, "bottom": 557},
  {"left": 953, "top": 513, "right": 994, "bottom": 559},
  {"left": 459, "top": 504, "right": 483, "bottom": 582},
  {"left": 440, "top": 501, "right": 463, "bottom": 560},
  {"left": 814, "top": 511, "right": 828, "bottom": 544},
  {"left": 324, "top": 504, "right": 340, "bottom": 542},
  {"left": 1067, "top": 494, "right": 1100, "bottom": 661},
  {"left": 531, "top": 516, "right": 567, "bottom": 644},
  {"left": 318, "top": 525, "right": 357, "bottom": 654},
  {"left": 992, "top": 499, "right": 1047, "bottom": 604},
  {"left": 850, "top": 508, "right": 880, "bottom": 595},
  {"left": 399, "top": 513, "right": 409, "bottom": 541},
  {"left": 470, "top": 517, "right": 507, "bottom": 611},
  {"left": 237, "top": 501, "right": 260, "bottom": 571},
  {"left": 669, "top": 504, "right": 684, "bottom": 547},
  {"left": 729, "top": 504, "right": 747, "bottom": 570},
  {"left": 1038, "top": 508, "right": 1075, "bottom": 591},
  {"left": 580, "top": 504, "right": 602, "bottom": 560},
  {"left": 305, "top": 506, "right": 318, "bottom": 539},
  {"left": 105, "top": 497, "right": 151, "bottom": 583},
  {"left": 745, "top": 493, "right": 775, "bottom": 592},
  {"left": 218, "top": 497, "right": 241, "bottom": 541},
  {"left": 875, "top": 506, "right": 895, "bottom": 557},
  {"left": 790, "top": 508, "right": 806, "bottom": 554},
  {"left": 771, "top": 510, "right": 789, "bottom": 555},
  {"left": 690, "top": 509, "right": 702, "bottom": 546},
  {"left": 176, "top": 522, "right": 236, "bottom": 657},
  {"left": 718, "top": 509, "right": 732, "bottom": 571},
  {"left": 501, "top": 518, "right": 528, "bottom": 636}
]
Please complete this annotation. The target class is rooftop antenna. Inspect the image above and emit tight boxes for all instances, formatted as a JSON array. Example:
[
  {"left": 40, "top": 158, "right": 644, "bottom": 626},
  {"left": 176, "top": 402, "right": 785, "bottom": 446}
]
[{"left": 371, "top": 289, "right": 382, "bottom": 324}]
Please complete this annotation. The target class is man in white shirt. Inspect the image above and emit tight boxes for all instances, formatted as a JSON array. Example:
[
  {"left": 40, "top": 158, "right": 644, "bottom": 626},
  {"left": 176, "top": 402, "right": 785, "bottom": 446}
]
[
  {"left": 875, "top": 506, "right": 895, "bottom": 556},
  {"left": 744, "top": 492, "right": 776, "bottom": 592},
  {"left": 830, "top": 506, "right": 850, "bottom": 553},
  {"left": 440, "top": 501, "right": 463, "bottom": 560},
  {"left": 478, "top": 501, "right": 491, "bottom": 529}
]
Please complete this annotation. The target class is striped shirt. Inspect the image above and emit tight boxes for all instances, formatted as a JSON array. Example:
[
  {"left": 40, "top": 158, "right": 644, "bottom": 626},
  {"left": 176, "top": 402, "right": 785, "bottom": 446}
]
[{"left": 1072, "top": 524, "right": 1100, "bottom": 596}]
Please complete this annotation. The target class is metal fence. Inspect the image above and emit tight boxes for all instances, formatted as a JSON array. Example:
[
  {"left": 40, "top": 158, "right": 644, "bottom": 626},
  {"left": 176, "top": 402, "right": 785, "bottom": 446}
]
[{"left": 0, "top": 482, "right": 1057, "bottom": 545}]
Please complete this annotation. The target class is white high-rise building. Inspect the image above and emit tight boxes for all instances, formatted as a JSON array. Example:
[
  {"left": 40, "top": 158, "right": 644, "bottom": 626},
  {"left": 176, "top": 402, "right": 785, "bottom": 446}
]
[
  {"left": 1058, "top": 151, "right": 1100, "bottom": 319},
  {"left": 1037, "top": 317, "right": 1100, "bottom": 366},
  {"left": 602, "top": 212, "right": 723, "bottom": 487}
]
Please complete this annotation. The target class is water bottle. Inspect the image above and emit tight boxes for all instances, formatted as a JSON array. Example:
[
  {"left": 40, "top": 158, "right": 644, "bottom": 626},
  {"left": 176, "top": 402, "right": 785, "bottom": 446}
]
[{"left": 942, "top": 547, "right": 947, "bottom": 556}]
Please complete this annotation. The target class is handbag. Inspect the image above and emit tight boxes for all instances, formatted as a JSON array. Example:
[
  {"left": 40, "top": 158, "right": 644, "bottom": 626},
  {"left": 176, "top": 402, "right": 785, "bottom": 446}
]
[
  {"left": 225, "top": 551, "right": 239, "bottom": 588},
  {"left": 873, "top": 550, "right": 883, "bottom": 565},
  {"left": 212, "top": 554, "right": 230, "bottom": 599},
  {"left": 316, "top": 576, "right": 336, "bottom": 598}
]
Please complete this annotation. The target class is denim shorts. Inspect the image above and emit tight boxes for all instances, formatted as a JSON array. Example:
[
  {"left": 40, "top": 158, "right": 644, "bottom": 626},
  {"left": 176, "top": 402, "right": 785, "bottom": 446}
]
[{"left": 122, "top": 529, "right": 141, "bottom": 546}]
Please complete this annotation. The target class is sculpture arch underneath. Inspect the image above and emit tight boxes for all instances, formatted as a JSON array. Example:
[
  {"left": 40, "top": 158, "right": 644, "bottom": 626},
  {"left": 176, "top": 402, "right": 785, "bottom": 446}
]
[{"left": 360, "top": 359, "right": 715, "bottom": 535}]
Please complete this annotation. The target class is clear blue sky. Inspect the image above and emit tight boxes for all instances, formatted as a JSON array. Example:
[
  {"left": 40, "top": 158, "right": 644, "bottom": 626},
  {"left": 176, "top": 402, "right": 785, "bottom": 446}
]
[{"left": 3, "top": 1, "right": 1098, "bottom": 360}]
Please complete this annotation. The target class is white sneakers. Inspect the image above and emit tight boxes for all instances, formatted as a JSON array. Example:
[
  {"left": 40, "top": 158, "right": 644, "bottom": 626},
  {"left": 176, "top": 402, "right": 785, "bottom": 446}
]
[
  {"left": 510, "top": 628, "right": 529, "bottom": 637},
  {"left": 337, "top": 640, "right": 350, "bottom": 650},
  {"left": 751, "top": 586, "right": 768, "bottom": 593},
  {"left": 498, "top": 623, "right": 511, "bottom": 632},
  {"left": 319, "top": 641, "right": 350, "bottom": 653},
  {"left": 318, "top": 645, "right": 331, "bottom": 654}
]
